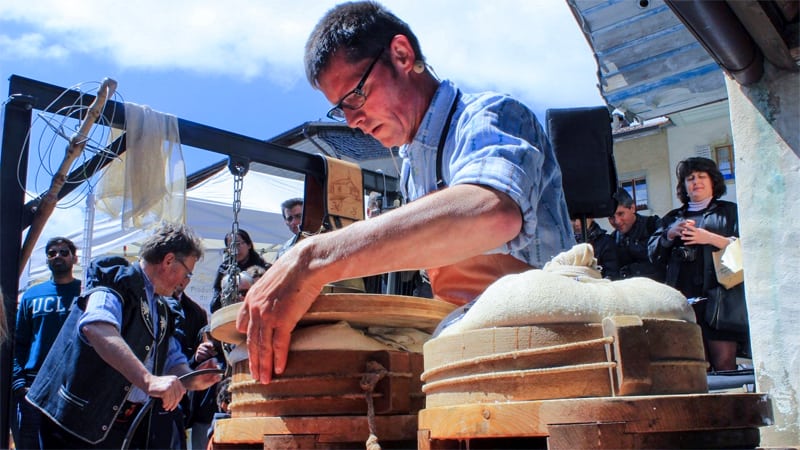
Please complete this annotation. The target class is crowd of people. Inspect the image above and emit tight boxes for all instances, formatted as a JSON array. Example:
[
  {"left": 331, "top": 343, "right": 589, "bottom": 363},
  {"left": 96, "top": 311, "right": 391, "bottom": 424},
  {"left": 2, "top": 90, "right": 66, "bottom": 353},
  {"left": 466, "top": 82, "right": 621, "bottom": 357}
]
[
  {"left": 3, "top": 1, "right": 749, "bottom": 449},
  {"left": 573, "top": 160, "right": 748, "bottom": 371},
  {"left": 5, "top": 187, "right": 314, "bottom": 449}
]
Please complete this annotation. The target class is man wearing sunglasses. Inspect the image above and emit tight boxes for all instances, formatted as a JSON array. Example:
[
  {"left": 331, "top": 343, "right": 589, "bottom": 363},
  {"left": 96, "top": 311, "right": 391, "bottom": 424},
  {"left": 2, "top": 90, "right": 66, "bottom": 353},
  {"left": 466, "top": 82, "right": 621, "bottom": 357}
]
[
  {"left": 12, "top": 237, "right": 81, "bottom": 450},
  {"left": 276, "top": 197, "right": 304, "bottom": 258},
  {"left": 27, "top": 223, "right": 221, "bottom": 449},
  {"left": 238, "top": 1, "right": 574, "bottom": 384}
]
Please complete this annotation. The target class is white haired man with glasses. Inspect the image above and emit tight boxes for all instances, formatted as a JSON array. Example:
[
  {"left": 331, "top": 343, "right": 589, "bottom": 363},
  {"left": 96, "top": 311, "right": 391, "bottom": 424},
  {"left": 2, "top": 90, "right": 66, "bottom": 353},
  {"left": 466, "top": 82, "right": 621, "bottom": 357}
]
[
  {"left": 12, "top": 237, "right": 81, "bottom": 450},
  {"left": 238, "top": 1, "right": 573, "bottom": 384},
  {"left": 28, "top": 223, "right": 222, "bottom": 449}
]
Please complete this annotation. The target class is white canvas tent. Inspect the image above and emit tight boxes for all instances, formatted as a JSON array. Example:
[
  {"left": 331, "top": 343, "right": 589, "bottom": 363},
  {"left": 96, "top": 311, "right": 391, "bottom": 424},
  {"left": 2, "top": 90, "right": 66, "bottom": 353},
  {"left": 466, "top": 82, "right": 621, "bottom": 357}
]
[{"left": 21, "top": 165, "right": 304, "bottom": 309}]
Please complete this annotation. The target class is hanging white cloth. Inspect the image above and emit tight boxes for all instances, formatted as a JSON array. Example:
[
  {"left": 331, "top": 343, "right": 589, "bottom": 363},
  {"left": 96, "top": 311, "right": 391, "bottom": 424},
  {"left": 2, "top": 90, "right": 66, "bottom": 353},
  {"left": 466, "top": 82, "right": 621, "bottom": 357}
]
[{"left": 95, "top": 103, "right": 186, "bottom": 230}]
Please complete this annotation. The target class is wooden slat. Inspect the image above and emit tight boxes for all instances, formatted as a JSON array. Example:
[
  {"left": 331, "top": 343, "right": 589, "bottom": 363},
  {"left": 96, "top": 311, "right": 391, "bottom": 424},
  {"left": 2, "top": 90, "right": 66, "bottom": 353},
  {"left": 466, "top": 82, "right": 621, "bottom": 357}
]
[
  {"left": 418, "top": 393, "right": 773, "bottom": 439},
  {"left": 548, "top": 422, "right": 633, "bottom": 449},
  {"left": 213, "top": 415, "right": 418, "bottom": 444},
  {"left": 210, "top": 294, "right": 455, "bottom": 343},
  {"left": 229, "top": 350, "right": 422, "bottom": 416},
  {"left": 603, "top": 315, "right": 652, "bottom": 395}
]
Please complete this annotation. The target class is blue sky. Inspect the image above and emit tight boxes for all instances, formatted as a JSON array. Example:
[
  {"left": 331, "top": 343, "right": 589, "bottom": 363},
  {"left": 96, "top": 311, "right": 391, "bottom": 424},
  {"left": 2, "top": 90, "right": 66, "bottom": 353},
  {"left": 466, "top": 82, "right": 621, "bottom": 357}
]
[
  {"left": 3, "top": 1, "right": 607, "bottom": 283},
  {"left": 2, "top": 0, "right": 605, "bottom": 180}
]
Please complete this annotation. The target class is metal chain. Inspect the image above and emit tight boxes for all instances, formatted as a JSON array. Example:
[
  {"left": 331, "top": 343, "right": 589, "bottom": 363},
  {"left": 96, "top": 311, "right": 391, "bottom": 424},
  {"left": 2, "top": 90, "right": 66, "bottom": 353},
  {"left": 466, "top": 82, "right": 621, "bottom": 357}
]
[{"left": 220, "top": 164, "right": 245, "bottom": 308}]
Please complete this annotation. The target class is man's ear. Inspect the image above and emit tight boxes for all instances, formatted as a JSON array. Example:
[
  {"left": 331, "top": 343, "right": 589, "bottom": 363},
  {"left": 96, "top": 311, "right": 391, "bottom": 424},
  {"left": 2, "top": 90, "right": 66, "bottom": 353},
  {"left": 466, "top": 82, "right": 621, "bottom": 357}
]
[
  {"left": 164, "top": 252, "right": 177, "bottom": 266},
  {"left": 388, "top": 34, "right": 416, "bottom": 73}
]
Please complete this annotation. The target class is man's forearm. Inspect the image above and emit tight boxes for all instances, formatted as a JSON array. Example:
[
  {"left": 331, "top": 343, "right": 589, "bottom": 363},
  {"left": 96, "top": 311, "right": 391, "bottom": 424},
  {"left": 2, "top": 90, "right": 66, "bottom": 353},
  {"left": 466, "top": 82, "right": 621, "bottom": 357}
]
[{"left": 300, "top": 183, "right": 522, "bottom": 284}]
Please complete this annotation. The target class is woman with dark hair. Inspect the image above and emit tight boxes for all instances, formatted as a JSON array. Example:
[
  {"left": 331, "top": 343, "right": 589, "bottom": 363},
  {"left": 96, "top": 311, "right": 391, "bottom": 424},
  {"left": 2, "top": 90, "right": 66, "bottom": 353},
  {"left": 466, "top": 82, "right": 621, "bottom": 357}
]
[
  {"left": 648, "top": 157, "right": 748, "bottom": 371},
  {"left": 210, "top": 229, "right": 270, "bottom": 313}
]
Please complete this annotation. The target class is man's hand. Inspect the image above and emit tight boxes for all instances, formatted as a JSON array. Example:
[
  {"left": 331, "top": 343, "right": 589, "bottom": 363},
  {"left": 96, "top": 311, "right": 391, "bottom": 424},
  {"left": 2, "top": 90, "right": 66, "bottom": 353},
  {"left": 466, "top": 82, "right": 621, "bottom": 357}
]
[
  {"left": 144, "top": 374, "right": 185, "bottom": 411},
  {"left": 180, "top": 359, "right": 223, "bottom": 391},
  {"left": 236, "top": 242, "right": 325, "bottom": 384},
  {"left": 193, "top": 340, "right": 218, "bottom": 364}
]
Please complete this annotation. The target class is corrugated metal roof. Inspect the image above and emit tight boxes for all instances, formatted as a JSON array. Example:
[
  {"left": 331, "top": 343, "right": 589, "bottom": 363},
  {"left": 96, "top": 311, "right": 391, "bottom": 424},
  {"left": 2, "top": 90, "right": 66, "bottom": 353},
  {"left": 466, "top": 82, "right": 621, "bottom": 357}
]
[
  {"left": 568, "top": 0, "right": 728, "bottom": 120},
  {"left": 268, "top": 121, "right": 395, "bottom": 162}
]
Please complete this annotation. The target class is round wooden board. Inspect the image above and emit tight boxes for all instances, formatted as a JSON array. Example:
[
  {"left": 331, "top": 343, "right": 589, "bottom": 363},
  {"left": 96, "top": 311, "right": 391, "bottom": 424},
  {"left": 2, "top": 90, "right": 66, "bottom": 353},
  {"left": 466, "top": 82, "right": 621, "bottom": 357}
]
[{"left": 209, "top": 293, "right": 456, "bottom": 344}]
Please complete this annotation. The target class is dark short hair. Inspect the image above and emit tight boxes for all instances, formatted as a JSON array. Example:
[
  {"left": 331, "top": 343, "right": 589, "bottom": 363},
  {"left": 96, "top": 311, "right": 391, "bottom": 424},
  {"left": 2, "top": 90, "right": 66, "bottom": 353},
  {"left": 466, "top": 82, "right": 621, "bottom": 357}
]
[
  {"left": 675, "top": 157, "right": 726, "bottom": 204},
  {"left": 612, "top": 188, "right": 635, "bottom": 209},
  {"left": 139, "top": 222, "right": 203, "bottom": 264},
  {"left": 280, "top": 198, "right": 304, "bottom": 219},
  {"left": 45, "top": 237, "right": 77, "bottom": 255},
  {"left": 304, "top": 0, "right": 424, "bottom": 88}
]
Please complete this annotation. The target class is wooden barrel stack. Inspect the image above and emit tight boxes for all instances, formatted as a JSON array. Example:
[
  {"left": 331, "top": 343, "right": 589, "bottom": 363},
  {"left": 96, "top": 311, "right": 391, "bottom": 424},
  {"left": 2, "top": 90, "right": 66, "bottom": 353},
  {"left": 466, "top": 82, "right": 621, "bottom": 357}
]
[
  {"left": 209, "top": 293, "right": 455, "bottom": 449},
  {"left": 418, "top": 315, "right": 773, "bottom": 449}
]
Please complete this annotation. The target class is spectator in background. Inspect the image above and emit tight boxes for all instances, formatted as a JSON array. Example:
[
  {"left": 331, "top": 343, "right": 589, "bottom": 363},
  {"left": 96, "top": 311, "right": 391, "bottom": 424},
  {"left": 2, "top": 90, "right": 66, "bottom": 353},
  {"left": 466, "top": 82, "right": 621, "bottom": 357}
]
[
  {"left": 610, "top": 188, "right": 665, "bottom": 281},
  {"left": 648, "top": 157, "right": 746, "bottom": 371},
  {"left": 367, "top": 191, "right": 383, "bottom": 219},
  {"left": 277, "top": 197, "right": 304, "bottom": 258},
  {"left": 28, "top": 222, "right": 221, "bottom": 449},
  {"left": 12, "top": 237, "right": 81, "bottom": 450},
  {"left": 210, "top": 229, "right": 270, "bottom": 313},
  {"left": 572, "top": 218, "right": 619, "bottom": 279}
]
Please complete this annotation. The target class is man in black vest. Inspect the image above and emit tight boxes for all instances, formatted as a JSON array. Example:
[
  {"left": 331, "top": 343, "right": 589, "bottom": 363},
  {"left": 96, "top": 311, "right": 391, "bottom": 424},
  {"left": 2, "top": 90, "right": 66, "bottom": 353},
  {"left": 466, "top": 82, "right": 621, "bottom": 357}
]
[{"left": 28, "top": 223, "right": 221, "bottom": 449}]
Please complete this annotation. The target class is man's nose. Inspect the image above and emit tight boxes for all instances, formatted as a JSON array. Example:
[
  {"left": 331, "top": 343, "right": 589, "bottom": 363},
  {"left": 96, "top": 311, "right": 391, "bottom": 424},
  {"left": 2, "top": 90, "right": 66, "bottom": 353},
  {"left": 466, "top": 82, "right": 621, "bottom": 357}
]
[{"left": 345, "top": 110, "right": 367, "bottom": 130}]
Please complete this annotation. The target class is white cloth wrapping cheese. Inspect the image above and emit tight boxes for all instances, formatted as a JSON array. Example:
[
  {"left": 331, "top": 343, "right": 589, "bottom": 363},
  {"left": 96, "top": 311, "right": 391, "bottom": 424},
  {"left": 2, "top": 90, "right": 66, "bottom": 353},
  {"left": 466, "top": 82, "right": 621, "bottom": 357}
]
[
  {"left": 290, "top": 321, "right": 394, "bottom": 351},
  {"left": 438, "top": 243, "right": 694, "bottom": 337}
]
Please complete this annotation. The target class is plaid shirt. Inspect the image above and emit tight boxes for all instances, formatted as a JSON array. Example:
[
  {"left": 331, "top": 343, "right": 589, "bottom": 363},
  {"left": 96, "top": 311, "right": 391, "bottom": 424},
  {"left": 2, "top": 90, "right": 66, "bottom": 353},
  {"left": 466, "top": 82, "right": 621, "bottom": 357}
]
[{"left": 400, "top": 80, "right": 574, "bottom": 268}]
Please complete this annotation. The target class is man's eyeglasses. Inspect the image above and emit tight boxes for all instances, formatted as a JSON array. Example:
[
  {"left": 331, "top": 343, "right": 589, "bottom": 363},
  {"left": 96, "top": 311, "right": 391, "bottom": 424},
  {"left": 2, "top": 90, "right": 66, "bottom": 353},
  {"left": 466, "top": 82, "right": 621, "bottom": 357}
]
[
  {"left": 284, "top": 213, "right": 303, "bottom": 223},
  {"left": 327, "top": 49, "right": 384, "bottom": 121},
  {"left": 47, "top": 248, "right": 71, "bottom": 258},
  {"left": 176, "top": 258, "right": 193, "bottom": 280}
]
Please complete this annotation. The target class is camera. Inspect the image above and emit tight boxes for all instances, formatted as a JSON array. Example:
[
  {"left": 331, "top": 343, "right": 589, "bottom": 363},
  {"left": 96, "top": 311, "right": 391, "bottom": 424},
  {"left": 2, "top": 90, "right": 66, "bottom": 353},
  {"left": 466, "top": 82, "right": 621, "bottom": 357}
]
[{"left": 673, "top": 245, "right": 698, "bottom": 262}]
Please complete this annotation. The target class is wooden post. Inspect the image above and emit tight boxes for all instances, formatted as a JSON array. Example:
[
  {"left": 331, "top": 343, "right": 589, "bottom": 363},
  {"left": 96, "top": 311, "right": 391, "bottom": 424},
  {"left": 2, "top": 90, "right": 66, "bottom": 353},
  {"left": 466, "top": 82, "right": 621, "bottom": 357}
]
[{"left": 18, "top": 78, "right": 117, "bottom": 275}]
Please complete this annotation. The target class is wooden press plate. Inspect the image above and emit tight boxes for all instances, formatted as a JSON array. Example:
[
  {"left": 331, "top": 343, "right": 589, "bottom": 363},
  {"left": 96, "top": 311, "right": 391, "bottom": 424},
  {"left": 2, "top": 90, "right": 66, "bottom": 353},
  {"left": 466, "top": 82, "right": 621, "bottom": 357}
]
[
  {"left": 210, "top": 293, "right": 456, "bottom": 343},
  {"left": 421, "top": 320, "right": 708, "bottom": 407}
]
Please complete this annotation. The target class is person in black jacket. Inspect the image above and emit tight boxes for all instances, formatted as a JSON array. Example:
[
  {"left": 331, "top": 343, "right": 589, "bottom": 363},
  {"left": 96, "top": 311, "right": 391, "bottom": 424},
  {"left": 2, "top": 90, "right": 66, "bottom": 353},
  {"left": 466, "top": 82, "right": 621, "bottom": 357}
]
[
  {"left": 28, "top": 223, "right": 221, "bottom": 449},
  {"left": 609, "top": 188, "right": 665, "bottom": 281},
  {"left": 648, "top": 157, "right": 746, "bottom": 371},
  {"left": 573, "top": 218, "right": 619, "bottom": 279},
  {"left": 210, "top": 229, "right": 270, "bottom": 313}
]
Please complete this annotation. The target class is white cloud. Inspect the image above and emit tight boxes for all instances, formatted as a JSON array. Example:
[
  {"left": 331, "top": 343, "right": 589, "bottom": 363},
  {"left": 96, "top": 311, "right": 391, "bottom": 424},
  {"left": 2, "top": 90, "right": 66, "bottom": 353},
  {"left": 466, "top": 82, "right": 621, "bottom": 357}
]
[
  {"left": 0, "top": 0, "right": 604, "bottom": 110},
  {"left": 0, "top": 33, "right": 69, "bottom": 60}
]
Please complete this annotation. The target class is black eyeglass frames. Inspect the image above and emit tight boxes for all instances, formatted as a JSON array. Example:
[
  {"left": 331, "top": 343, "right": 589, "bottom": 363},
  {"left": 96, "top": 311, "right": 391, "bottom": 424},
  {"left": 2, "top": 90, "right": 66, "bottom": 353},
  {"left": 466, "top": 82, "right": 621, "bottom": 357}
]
[
  {"left": 176, "top": 258, "right": 194, "bottom": 280},
  {"left": 327, "top": 49, "right": 384, "bottom": 121}
]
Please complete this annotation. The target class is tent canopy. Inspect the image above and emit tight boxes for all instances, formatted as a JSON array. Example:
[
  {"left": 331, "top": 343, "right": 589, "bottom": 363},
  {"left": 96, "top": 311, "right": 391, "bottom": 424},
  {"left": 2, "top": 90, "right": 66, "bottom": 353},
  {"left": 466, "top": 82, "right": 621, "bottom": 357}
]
[{"left": 22, "top": 165, "right": 304, "bottom": 307}]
